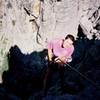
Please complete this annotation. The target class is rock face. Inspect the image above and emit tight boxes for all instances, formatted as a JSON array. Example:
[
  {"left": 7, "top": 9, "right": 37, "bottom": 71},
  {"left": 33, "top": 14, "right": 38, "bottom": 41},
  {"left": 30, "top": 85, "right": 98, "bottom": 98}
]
[
  {"left": 0, "top": 0, "right": 100, "bottom": 87},
  {"left": 1, "top": 0, "right": 100, "bottom": 53},
  {"left": 0, "top": 0, "right": 100, "bottom": 99}
]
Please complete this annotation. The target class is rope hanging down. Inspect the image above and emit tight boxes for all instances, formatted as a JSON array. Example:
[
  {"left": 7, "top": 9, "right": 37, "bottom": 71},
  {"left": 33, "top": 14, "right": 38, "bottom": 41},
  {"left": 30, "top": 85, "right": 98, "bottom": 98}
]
[{"left": 55, "top": 58, "right": 100, "bottom": 90}]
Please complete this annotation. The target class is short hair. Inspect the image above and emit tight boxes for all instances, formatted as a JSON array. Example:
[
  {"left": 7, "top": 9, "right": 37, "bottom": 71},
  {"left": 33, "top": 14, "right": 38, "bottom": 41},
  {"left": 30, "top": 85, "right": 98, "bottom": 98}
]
[{"left": 65, "top": 34, "right": 75, "bottom": 42}]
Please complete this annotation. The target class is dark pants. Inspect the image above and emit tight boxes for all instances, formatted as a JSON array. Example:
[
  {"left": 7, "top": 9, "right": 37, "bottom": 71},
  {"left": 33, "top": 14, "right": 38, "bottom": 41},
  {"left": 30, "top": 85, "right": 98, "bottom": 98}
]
[{"left": 43, "top": 62, "right": 65, "bottom": 93}]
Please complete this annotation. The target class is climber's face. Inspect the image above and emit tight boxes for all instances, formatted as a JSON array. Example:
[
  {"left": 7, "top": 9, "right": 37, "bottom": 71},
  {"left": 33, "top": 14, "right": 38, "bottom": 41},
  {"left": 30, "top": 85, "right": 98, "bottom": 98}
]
[{"left": 63, "top": 38, "right": 73, "bottom": 48}]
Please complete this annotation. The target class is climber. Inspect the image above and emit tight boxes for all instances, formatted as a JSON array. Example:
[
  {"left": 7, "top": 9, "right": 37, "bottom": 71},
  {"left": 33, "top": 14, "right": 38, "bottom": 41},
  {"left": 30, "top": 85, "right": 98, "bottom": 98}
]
[{"left": 43, "top": 34, "right": 75, "bottom": 94}]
